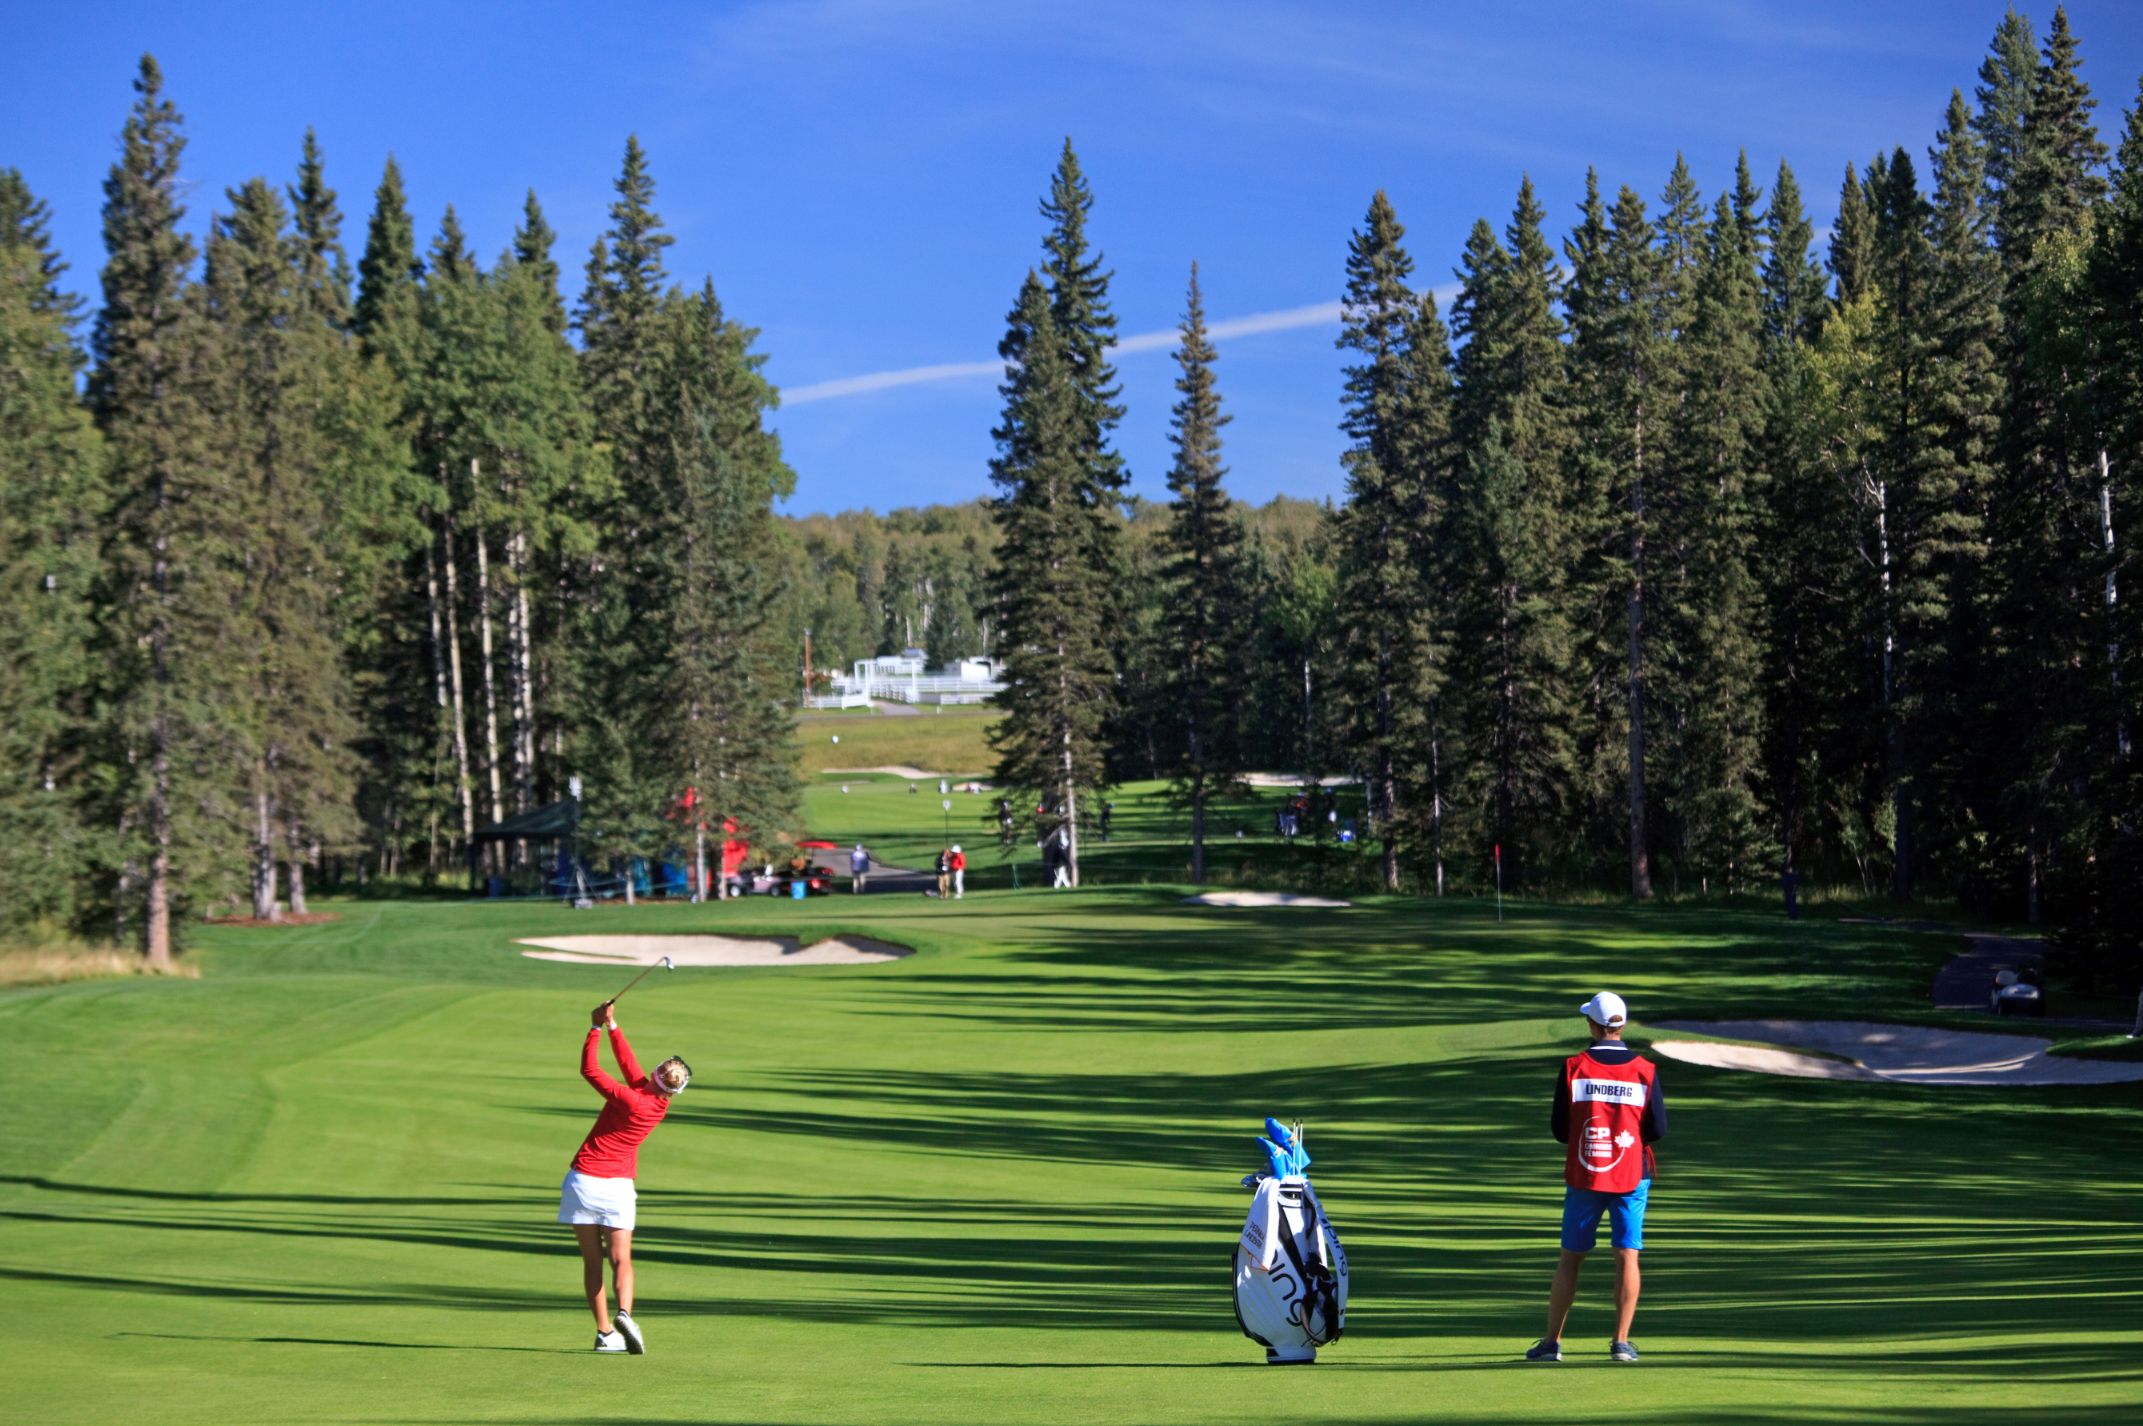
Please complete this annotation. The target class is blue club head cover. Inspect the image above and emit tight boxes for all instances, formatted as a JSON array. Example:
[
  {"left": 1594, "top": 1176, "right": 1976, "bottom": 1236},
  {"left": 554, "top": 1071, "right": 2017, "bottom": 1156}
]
[{"left": 1257, "top": 1117, "right": 1312, "bottom": 1178}]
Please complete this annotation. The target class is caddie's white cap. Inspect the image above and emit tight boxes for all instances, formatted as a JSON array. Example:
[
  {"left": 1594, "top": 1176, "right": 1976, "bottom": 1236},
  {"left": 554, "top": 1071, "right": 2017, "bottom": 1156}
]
[{"left": 1579, "top": 991, "right": 1628, "bottom": 1027}]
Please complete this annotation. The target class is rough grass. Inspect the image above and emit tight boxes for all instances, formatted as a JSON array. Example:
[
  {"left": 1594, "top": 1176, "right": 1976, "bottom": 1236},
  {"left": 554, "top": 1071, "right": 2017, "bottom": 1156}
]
[
  {"left": 0, "top": 941, "right": 199, "bottom": 988},
  {"left": 1, "top": 892, "right": 2137, "bottom": 1424}
]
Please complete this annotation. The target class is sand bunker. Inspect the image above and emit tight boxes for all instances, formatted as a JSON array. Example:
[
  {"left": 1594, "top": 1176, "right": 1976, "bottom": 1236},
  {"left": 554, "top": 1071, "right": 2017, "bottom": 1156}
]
[
  {"left": 1181, "top": 891, "right": 1352, "bottom": 909},
  {"left": 1241, "top": 772, "right": 1355, "bottom": 789},
  {"left": 1651, "top": 1019, "right": 2143, "bottom": 1087},
  {"left": 823, "top": 764, "right": 952, "bottom": 780},
  {"left": 517, "top": 934, "right": 912, "bottom": 968}
]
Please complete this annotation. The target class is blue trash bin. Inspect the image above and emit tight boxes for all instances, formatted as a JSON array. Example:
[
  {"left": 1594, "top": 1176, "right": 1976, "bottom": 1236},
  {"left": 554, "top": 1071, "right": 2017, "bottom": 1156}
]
[
  {"left": 790, "top": 879, "right": 807, "bottom": 900},
  {"left": 487, "top": 875, "right": 505, "bottom": 898}
]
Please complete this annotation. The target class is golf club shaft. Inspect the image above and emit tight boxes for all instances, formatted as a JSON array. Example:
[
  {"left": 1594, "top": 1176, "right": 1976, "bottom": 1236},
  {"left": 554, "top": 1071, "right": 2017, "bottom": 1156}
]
[{"left": 608, "top": 962, "right": 659, "bottom": 1005}]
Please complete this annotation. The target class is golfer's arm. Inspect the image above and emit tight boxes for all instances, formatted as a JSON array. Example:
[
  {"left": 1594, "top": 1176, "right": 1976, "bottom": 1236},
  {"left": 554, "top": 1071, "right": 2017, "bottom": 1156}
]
[
  {"left": 582, "top": 1029, "right": 625, "bottom": 1096},
  {"left": 608, "top": 1025, "right": 645, "bottom": 1083},
  {"left": 1643, "top": 1081, "right": 1667, "bottom": 1142},
  {"left": 1550, "top": 1073, "right": 1569, "bottom": 1143}
]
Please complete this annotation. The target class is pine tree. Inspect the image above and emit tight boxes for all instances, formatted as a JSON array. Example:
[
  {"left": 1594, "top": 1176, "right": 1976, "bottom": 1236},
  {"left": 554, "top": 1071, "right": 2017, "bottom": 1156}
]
[
  {"left": 90, "top": 57, "right": 245, "bottom": 961},
  {"left": 1830, "top": 163, "right": 1875, "bottom": 304},
  {"left": 643, "top": 283, "right": 800, "bottom": 893},
  {"left": 0, "top": 170, "right": 104, "bottom": 933},
  {"left": 1333, "top": 191, "right": 1451, "bottom": 893},
  {"left": 1920, "top": 92, "right": 2006, "bottom": 902},
  {"left": 987, "top": 272, "right": 1117, "bottom": 886},
  {"left": 353, "top": 155, "right": 420, "bottom": 352},
  {"left": 288, "top": 127, "right": 351, "bottom": 329},
  {"left": 1156, "top": 263, "right": 1245, "bottom": 883},
  {"left": 1665, "top": 190, "right": 1771, "bottom": 890},
  {"left": 1974, "top": 7, "right": 2042, "bottom": 257},
  {"left": 1449, "top": 178, "right": 1581, "bottom": 886},
  {"left": 203, "top": 176, "right": 362, "bottom": 918},
  {"left": 513, "top": 190, "right": 566, "bottom": 336},
  {"left": 1990, "top": 6, "right": 2112, "bottom": 914},
  {"left": 1569, "top": 183, "right": 1673, "bottom": 897},
  {"left": 1762, "top": 160, "right": 1830, "bottom": 349}
]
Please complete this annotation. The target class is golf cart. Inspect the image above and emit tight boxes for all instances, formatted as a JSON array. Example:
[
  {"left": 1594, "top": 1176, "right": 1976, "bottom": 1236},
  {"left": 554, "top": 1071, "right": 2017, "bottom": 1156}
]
[{"left": 1991, "top": 957, "right": 2047, "bottom": 1017}]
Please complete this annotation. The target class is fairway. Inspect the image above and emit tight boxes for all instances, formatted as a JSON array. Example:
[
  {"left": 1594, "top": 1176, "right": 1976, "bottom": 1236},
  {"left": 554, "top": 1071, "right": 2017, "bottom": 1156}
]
[{"left": 2, "top": 894, "right": 2138, "bottom": 1425}]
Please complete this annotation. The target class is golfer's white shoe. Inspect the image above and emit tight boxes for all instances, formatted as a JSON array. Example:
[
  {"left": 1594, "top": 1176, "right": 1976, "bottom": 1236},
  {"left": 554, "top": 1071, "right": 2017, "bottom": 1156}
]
[
  {"left": 614, "top": 1310, "right": 646, "bottom": 1355},
  {"left": 594, "top": 1329, "right": 627, "bottom": 1353}
]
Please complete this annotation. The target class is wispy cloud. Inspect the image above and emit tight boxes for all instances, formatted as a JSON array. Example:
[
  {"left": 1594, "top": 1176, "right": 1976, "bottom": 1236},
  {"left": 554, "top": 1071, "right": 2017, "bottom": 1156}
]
[{"left": 785, "top": 297, "right": 1369, "bottom": 406}]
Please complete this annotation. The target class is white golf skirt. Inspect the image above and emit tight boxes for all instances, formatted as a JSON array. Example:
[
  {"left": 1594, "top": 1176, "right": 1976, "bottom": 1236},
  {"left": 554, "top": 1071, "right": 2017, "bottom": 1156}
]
[{"left": 557, "top": 1170, "right": 636, "bottom": 1230}]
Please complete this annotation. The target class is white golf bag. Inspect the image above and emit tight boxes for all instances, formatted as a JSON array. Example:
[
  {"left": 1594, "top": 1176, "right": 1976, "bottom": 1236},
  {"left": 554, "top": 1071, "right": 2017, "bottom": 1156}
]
[{"left": 1232, "top": 1174, "right": 1347, "bottom": 1364}]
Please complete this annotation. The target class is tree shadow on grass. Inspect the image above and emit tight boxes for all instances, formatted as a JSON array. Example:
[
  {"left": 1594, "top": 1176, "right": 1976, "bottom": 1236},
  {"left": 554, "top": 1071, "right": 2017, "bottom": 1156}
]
[{"left": 115, "top": 1330, "right": 569, "bottom": 1353}]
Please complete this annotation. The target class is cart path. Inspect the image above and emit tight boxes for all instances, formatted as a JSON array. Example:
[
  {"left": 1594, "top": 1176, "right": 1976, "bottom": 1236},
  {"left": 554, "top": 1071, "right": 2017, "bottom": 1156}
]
[{"left": 1840, "top": 917, "right": 2124, "bottom": 1031}]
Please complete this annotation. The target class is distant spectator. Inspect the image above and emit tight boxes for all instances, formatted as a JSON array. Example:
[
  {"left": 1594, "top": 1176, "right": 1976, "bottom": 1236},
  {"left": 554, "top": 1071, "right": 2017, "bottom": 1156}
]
[
  {"left": 850, "top": 844, "right": 870, "bottom": 894},
  {"left": 950, "top": 845, "right": 967, "bottom": 899},
  {"left": 935, "top": 848, "right": 951, "bottom": 899}
]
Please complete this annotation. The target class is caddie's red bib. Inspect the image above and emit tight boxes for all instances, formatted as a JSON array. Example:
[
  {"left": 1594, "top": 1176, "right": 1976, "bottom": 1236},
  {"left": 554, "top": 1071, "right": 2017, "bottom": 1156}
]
[{"left": 1564, "top": 1050, "right": 1656, "bottom": 1193}]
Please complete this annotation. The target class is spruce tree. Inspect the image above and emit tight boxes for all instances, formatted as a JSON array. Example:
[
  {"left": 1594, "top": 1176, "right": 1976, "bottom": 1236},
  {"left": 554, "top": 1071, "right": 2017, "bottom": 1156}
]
[
  {"left": 642, "top": 283, "right": 799, "bottom": 892},
  {"left": 353, "top": 155, "right": 420, "bottom": 353},
  {"left": 1830, "top": 163, "right": 1875, "bottom": 304},
  {"left": 1333, "top": 191, "right": 1451, "bottom": 893},
  {"left": 203, "top": 176, "right": 362, "bottom": 917},
  {"left": 1156, "top": 263, "right": 1245, "bottom": 883},
  {"left": 1974, "top": 7, "right": 2042, "bottom": 257},
  {"left": 288, "top": 127, "right": 351, "bottom": 329},
  {"left": 0, "top": 170, "right": 104, "bottom": 933},
  {"left": 1761, "top": 160, "right": 1830, "bottom": 349},
  {"left": 1665, "top": 191, "right": 1771, "bottom": 889},
  {"left": 987, "top": 273, "right": 1117, "bottom": 886},
  {"left": 1449, "top": 178, "right": 1580, "bottom": 886},
  {"left": 90, "top": 56, "right": 243, "bottom": 961},
  {"left": 1568, "top": 184, "right": 1673, "bottom": 897}
]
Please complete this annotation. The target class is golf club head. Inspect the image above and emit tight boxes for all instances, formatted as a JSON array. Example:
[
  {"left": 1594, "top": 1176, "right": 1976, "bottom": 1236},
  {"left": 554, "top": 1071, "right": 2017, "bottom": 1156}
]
[{"left": 659, "top": 956, "right": 674, "bottom": 970}]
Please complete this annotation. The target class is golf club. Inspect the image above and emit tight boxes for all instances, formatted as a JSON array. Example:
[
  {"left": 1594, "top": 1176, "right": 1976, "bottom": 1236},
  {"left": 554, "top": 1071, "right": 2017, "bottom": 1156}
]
[{"left": 603, "top": 955, "right": 674, "bottom": 1011}]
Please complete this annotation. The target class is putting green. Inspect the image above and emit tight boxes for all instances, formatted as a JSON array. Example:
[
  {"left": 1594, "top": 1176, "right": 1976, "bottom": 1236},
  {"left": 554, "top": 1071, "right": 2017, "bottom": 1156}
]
[{"left": 1, "top": 892, "right": 2137, "bottom": 1424}]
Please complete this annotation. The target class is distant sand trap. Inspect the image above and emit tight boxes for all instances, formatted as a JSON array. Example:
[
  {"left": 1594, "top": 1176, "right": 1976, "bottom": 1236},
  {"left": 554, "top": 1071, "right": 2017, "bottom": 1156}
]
[
  {"left": 517, "top": 934, "right": 912, "bottom": 967},
  {"left": 1181, "top": 891, "right": 1352, "bottom": 909},
  {"left": 1241, "top": 772, "right": 1354, "bottom": 788},
  {"left": 822, "top": 765, "right": 950, "bottom": 780},
  {"left": 1651, "top": 1019, "right": 2143, "bottom": 1087}
]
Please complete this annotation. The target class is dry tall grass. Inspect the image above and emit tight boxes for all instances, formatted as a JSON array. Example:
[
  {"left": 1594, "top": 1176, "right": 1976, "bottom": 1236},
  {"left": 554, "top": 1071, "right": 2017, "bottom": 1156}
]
[{"left": 0, "top": 943, "right": 198, "bottom": 988}]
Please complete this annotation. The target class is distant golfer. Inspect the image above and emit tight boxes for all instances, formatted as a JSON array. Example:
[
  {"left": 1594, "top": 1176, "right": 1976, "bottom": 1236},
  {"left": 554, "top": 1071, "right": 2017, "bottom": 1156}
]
[
  {"left": 949, "top": 844, "right": 966, "bottom": 899},
  {"left": 1527, "top": 991, "right": 1666, "bottom": 1364},
  {"left": 850, "top": 843, "right": 870, "bottom": 894},
  {"left": 559, "top": 1002, "right": 691, "bottom": 1354}
]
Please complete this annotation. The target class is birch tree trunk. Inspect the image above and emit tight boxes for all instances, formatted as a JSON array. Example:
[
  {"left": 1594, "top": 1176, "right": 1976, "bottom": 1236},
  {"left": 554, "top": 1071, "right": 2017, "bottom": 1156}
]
[
  {"left": 511, "top": 529, "right": 537, "bottom": 807},
  {"left": 441, "top": 512, "right": 477, "bottom": 881},
  {"left": 252, "top": 767, "right": 279, "bottom": 921},
  {"left": 2103, "top": 459, "right": 2126, "bottom": 761},
  {"left": 470, "top": 470, "right": 507, "bottom": 867}
]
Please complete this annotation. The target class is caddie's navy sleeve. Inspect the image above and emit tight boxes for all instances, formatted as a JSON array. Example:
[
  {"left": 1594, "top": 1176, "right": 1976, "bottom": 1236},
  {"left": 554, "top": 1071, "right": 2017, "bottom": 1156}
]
[
  {"left": 1643, "top": 1076, "right": 1667, "bottom": 1143},
  {"left": 1551, "top": 1068, "right": 1570, "bottom": 1143}
]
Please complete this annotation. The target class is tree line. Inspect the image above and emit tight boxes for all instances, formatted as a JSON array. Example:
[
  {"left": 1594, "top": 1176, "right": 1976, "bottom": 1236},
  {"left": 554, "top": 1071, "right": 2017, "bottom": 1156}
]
[
  {"left": 982, "top": 7, "right": 2142, "bottom": 977},
  {"left": 1, "top": 58, "right": 796, "bottom": 962},
  {"left": 4, "top": 11, "right": 2139, "bottom": 978}
]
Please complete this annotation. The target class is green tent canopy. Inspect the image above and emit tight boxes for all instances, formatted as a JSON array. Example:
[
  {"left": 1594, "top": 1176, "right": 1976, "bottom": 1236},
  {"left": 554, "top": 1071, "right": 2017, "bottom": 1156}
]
[{"left": 469, "top": 798, "right": 579, "bottom": 843}]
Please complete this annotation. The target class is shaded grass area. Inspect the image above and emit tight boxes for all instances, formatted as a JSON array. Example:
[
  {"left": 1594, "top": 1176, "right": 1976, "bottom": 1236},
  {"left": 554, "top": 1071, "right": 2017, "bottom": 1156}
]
[{"left": 0, "top": 894, "right": 2137, "bottom": 1423}]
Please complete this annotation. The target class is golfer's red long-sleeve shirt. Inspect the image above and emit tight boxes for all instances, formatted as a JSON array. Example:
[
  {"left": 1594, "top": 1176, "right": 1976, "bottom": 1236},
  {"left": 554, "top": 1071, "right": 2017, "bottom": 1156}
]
[{"left": 570, "top": 1026, "right": 671, "bottom": 1179}]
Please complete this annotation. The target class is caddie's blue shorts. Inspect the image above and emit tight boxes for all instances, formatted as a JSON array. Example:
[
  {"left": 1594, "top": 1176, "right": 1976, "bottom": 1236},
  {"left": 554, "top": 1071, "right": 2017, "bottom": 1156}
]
[{"left": 1561, "top": 1177, "right": 1650, "bottom": 1252}]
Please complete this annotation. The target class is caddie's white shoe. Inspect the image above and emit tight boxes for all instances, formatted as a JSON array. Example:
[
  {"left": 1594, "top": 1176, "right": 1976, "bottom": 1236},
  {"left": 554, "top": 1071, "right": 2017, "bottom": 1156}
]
[
  {"left": 614, "top": 1310, "right": 646, "bottom": 1355},
  {"left": 594, "top": 1329, "right": 627, "bottom": 1353}
]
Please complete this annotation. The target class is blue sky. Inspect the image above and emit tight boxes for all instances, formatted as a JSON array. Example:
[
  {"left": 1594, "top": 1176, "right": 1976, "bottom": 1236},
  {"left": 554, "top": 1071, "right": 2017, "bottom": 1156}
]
[{"left": 7, "top": 1, "right": 2140, "bottom": 514}]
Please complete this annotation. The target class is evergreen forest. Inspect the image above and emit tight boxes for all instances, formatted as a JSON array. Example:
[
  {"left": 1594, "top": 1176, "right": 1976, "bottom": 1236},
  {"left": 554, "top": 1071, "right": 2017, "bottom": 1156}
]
[{"left": 3, "top": 11, "right": 2140, "bottom": 982}]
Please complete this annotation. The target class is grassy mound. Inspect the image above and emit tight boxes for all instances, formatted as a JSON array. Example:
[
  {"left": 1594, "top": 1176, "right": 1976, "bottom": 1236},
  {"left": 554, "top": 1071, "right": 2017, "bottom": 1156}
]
[{"left": 1, "top": 894, "right": 2136, "bottom": 1423}]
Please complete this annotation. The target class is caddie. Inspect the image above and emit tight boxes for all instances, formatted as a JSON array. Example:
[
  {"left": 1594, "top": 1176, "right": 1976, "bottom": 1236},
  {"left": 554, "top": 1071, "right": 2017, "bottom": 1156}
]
[{"left": 1526, "top": 990, "right": 1666, "bottom": 1364}]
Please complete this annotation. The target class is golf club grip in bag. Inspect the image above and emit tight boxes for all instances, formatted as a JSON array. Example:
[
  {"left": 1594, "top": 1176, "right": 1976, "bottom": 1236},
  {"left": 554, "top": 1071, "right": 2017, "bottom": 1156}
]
[{"left": 1232, "top": 1176, "right": 1347, "bottom": 1363}]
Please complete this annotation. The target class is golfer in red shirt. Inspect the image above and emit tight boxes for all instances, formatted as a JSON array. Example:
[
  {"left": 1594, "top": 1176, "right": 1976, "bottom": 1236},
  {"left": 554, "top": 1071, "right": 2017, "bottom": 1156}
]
[{"left": 558, "top": 1002, "right": 691, "bottom": 1353}]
